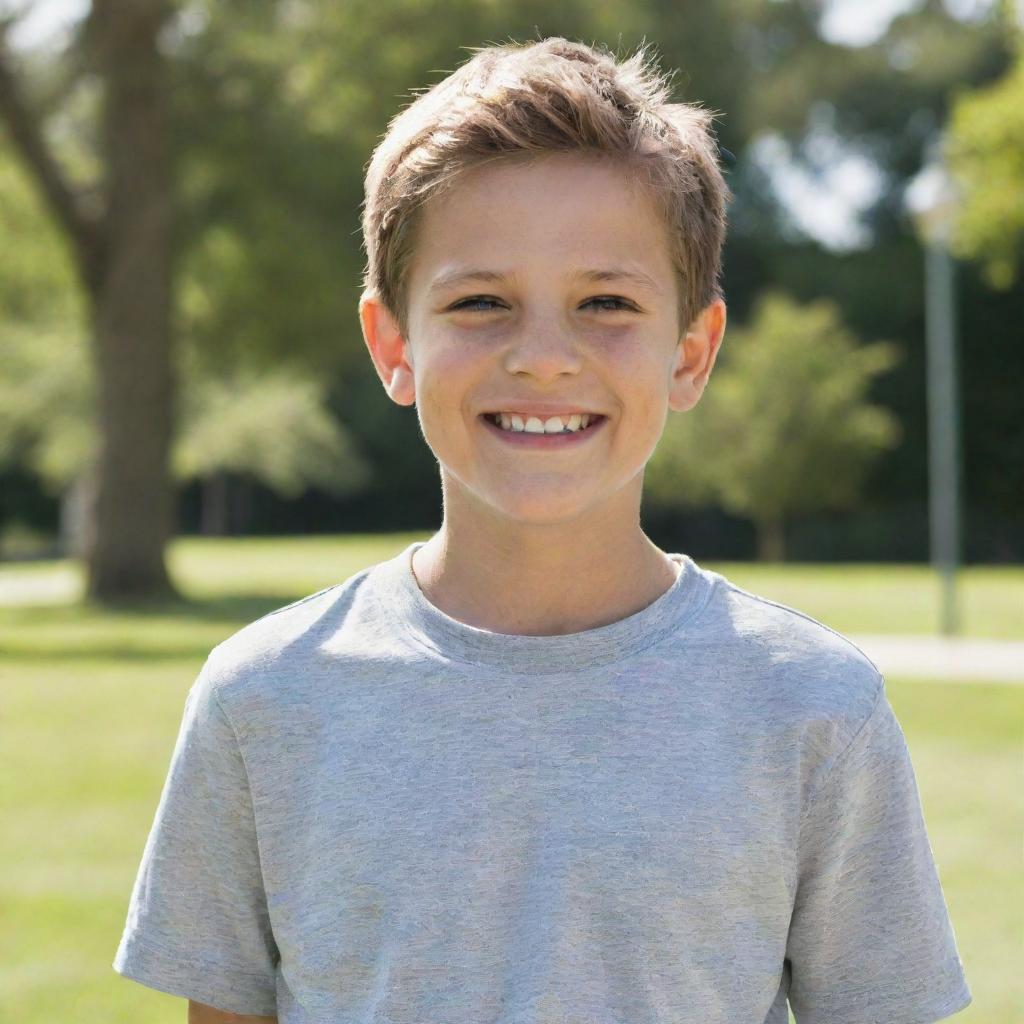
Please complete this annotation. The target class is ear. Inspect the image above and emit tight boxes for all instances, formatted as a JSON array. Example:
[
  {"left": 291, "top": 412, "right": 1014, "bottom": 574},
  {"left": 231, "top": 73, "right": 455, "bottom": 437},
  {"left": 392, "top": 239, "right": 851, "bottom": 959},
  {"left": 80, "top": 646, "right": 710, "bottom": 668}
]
[
  {"left": 667, "top": 298, "right": 727, "bottom": 413},
  {"left": 358, "top": 292, "right": 416, "bottom": 407}
]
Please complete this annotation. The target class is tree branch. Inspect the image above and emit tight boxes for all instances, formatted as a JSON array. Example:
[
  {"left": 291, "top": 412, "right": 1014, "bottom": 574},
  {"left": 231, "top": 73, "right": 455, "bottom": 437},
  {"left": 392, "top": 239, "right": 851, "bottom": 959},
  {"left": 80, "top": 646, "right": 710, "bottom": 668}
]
[{"left": 0, "top": 26, "right": 104, "bottom": 292}]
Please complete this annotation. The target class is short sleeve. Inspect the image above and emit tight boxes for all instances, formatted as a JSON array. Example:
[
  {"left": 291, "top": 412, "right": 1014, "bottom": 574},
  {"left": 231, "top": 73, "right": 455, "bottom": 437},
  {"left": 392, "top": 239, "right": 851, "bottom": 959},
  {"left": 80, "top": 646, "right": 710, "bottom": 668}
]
[
  {"left": 112, "top": 657, "right": 279, "bottom": 1016},
  {"left": 785, "top": 685, "right": 971, "bottom": 1024}
]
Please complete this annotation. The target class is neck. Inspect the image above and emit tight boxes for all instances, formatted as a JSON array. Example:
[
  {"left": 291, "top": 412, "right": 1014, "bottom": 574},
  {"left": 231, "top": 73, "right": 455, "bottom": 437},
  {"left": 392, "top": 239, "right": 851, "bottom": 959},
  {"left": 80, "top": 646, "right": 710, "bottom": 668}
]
[{"left": 410, "top": 518, "right": 680, "bottom": 638}]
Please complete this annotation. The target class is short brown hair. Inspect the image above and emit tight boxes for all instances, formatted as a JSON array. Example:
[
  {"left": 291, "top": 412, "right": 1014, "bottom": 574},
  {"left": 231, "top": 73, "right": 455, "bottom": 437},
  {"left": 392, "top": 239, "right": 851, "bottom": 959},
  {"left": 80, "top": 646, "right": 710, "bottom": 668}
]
[{"left": 361, "top": 37, "right": 731, "bottom": 332}]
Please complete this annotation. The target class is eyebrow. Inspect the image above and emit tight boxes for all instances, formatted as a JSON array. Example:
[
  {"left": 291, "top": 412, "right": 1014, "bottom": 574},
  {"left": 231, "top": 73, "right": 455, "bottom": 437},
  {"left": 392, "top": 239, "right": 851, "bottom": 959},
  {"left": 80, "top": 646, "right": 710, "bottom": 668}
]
[{"left": 428, "top": 267, "right": 663, "bottom": 295}]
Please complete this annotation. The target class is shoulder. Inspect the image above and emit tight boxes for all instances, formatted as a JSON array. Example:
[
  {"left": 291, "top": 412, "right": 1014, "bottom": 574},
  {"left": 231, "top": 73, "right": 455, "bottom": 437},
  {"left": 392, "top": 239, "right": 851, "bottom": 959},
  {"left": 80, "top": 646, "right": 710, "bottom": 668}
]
[
  {"left": 700, "top": 570, "right": 886, "bottom": 762},
  {"left": 197, "top": 564, "right": 378, "bottom": 713},
  {"left": 711, "top": 572, "right": 883, "bottom": 681}
]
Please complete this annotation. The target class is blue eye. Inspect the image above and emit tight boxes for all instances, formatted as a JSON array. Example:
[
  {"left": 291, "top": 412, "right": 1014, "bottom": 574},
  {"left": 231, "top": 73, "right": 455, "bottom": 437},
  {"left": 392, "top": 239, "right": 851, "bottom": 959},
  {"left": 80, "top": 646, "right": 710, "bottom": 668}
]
[
  {"left": 585, "top": 296, "right": 635, "bottom": 312},
  {"left": 449, "top": 295, "right": 637, "bottom": 313},
  {"left": 451, "top": 296, "right": 503, "bottom": 311}
]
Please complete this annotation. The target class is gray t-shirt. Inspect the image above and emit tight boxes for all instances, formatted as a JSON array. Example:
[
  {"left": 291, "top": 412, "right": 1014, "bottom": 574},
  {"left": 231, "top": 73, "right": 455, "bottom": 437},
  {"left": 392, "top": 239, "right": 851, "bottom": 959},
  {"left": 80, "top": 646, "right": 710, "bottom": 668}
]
[{"left": 113, "top": 541, "right": 970, "bottom": 1023}]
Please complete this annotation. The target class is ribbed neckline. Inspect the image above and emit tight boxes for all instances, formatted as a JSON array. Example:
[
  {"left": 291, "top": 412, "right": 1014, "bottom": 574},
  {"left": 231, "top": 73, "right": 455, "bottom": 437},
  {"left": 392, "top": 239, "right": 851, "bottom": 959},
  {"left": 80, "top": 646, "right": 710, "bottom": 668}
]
[{"left": 376, "top": 540, "right": 716, "bottom": 675}]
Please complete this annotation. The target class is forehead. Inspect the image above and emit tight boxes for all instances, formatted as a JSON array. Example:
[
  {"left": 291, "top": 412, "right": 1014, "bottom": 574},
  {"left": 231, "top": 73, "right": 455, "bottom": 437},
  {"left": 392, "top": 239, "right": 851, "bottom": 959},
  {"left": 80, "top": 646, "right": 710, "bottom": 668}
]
[{"left": 406, "top": 153, "right": 675, "bottom": 293}]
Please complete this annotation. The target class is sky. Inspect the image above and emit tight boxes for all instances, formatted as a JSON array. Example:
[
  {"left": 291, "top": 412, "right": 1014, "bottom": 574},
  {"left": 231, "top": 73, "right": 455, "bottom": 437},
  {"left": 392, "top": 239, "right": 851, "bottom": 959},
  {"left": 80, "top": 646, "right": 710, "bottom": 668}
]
[{"left": 0, "top": 0, "right": 1007, "bottom": 250}]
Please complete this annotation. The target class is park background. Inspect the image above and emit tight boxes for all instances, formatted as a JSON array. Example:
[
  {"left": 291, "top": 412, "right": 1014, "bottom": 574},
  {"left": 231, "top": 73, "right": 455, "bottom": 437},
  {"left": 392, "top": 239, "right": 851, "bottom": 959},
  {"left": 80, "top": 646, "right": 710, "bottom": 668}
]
[{"left": 0, "top": 0, "right": 1021, "bottom": 1022}]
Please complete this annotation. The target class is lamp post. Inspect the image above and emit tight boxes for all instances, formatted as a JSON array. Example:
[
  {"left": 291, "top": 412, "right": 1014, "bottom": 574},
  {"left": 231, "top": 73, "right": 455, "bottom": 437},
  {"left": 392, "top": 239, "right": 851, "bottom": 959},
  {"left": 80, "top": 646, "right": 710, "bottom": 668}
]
[{"left": 905, "top": 143, "right": 963, "bottom": 636}]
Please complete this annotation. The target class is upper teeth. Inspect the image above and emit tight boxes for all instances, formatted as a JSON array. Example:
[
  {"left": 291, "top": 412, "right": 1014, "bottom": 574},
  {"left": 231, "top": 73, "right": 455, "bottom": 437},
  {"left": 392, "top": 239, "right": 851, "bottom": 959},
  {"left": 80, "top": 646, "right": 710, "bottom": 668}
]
[{"left": 492, "top": 413, "right": 593, "bottom": 433}]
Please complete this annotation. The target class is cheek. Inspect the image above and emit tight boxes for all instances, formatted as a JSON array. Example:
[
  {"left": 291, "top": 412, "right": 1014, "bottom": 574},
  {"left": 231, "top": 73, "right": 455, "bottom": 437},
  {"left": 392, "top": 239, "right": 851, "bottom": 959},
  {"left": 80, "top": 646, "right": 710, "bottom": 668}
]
[
  {"left": 606, "top": 340, "right": 675, "bottom": 437},
  {"left": 604, "top": 334, "right": 672, "bottom": 391},
  {"left": 413, "top": 343, "right": 479, "bottom": 425},
  {"left": 413, "top": 334, "right": 461, "bottom": 385}
]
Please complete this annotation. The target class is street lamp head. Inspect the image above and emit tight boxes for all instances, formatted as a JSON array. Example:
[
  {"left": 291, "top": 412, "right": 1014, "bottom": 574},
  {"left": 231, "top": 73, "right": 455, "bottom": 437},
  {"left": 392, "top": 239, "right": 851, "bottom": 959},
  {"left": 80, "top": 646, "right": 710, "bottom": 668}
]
[{"left": 905, "top": 140, "right": 962, "bottom": 247}]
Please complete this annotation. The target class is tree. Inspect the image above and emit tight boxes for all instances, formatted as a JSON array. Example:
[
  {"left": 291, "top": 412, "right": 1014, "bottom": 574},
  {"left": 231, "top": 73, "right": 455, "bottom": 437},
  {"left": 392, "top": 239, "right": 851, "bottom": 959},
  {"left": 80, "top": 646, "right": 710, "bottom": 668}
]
[
  {"left": 645, "top": 292, "right": 902, "bottom": 561},
  {"left": 0, "top": 316, "right": 371, "bottom": 546},
  {"left": 946, "top": 9, "right": 1024, "bottom": 288},
  {"left": 2, "top": 0, "right": 1019, "bottom": 567},
  {"left": 173, "top": 365, "right": 372, "bottom": 535},
  {"left": 0, "top": 0, "right": 609, "bottom": 596},
  {"left": 0, "top": 128, "right": 95, "bottom": 558},
  {"left": 0, "top": 127, "right": 370, "bottom": 548},
  {"left": 0, "top": 0, "right": 177, "bottom": 602}
]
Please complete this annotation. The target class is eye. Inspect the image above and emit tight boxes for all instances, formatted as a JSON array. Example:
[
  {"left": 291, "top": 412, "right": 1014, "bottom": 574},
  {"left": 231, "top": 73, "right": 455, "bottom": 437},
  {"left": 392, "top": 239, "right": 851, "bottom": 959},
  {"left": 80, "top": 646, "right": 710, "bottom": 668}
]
[
  {"left": 447, "top": 294, "right": 638, "bottom": 314},
  {"left": 582, "top": 296, "right": 637, "bottom": 312},
  {"left": 449, "top": 295, "right": 505, "bottom": 312}
]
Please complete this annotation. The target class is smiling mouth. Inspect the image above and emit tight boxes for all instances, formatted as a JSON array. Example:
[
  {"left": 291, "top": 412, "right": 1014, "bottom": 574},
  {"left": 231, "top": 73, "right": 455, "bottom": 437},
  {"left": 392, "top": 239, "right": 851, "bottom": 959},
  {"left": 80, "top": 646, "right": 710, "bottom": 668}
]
[
  {"left": 481, "top": 413, "right": 606, "bottom": 435},
  {"left": 478, "top": 412, "right": 608, "bottom": 448}
]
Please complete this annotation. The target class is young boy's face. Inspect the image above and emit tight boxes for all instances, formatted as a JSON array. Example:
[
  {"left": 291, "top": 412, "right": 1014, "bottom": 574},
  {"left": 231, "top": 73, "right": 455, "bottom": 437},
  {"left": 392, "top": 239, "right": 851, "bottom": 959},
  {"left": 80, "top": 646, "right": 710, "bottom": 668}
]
[{"left": 360, "top": 152, "right": 725, "bottom": 531}]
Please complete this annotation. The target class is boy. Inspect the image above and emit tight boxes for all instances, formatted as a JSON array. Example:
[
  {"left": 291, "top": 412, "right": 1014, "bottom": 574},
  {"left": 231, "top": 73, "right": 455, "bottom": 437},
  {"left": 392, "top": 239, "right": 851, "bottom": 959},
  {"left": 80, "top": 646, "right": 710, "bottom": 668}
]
[{"left": 113, "top": 37, "right": 971, "bottom": 1024}]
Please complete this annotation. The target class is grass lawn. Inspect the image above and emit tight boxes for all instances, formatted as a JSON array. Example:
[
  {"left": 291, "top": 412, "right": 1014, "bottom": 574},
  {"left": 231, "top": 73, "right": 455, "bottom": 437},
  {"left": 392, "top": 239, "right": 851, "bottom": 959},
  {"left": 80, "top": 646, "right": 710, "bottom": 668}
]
[
  {"left": 1, "top": 532, "right": 1022, "bottom": 642},
  {"left": 1, "top": 534, "right": 1021, "bottom": 1022}
]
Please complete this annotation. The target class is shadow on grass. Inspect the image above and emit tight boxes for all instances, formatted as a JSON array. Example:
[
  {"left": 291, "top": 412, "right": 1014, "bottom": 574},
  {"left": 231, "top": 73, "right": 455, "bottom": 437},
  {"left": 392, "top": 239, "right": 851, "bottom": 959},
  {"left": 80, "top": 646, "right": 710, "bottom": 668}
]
[
  {"left": 84, "top": 591, "right": 305, "bottom": 622},
  {"left": 0, "top": 591, "right": 311, "bottom": 662}
]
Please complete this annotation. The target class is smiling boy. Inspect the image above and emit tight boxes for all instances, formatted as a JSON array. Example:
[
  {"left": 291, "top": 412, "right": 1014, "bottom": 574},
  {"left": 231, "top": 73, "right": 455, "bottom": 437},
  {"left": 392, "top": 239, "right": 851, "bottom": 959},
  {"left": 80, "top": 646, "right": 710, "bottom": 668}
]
[
  {"left": 360, "top": 149, "right": 721, "bottom": 635},
  {"left": 114, "top": 37, "right": 970, "bottom": 1024}
]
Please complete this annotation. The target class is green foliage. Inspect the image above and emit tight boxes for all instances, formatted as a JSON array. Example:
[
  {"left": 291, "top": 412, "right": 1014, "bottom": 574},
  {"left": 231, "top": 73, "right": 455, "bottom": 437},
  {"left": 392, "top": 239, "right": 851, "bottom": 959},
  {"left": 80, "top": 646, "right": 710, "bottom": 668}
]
[
  {"left": 0, "top": 141, "right": 81, "bottom": 321},
  {"left": 0, "top": 138, "right": 369, "bottom": 505},
  {"left": 0, "top": 114, "right": 370, "bottom": 503},
  {"left": 0, "top": 321, "right": 95, "bottom": 492},
  {"left": 645, "top": 292, "right": 903, "bottom": 525},
  {"left": 0, "top": 141, "right": 93, "bottom": 492},
  {"left": 0, "top": 306, "right": 373, "bottom": 503},
  {"left": 172, "top": 364, "right": 372, "bottom": 498},
  {"left": 2, "top": 1, "right": 1020, "bottom": 555},
  {"left": 947, "top": 45, "right": 1024, "bottom": 288},
  {"left": 169, "top": 0, "right": 612, "bottom": 378},
  {"left": 737, "top": 0, "right": 1010, "bottom": 162}
]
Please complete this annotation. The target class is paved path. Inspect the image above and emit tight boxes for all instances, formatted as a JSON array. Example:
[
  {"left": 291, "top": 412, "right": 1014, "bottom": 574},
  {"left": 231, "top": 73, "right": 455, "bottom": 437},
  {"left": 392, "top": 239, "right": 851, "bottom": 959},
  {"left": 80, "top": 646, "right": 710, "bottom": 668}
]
[
  {"left": 1, "top": 568, "right": 1021, "bottom": 682},
  {"left": 0, "top": 568, "right": 79, "bottom": 607},
  {"left": 848, "top": 634, "right": 1024, "bottom": 684}
]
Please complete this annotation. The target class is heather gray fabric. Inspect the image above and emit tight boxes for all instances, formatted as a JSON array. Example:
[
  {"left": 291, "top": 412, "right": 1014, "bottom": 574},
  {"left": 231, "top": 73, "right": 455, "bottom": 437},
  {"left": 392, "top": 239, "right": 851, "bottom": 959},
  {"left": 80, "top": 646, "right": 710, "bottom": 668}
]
[{"left": 113, "top": 541, "right": 970, "bottom": 1023}]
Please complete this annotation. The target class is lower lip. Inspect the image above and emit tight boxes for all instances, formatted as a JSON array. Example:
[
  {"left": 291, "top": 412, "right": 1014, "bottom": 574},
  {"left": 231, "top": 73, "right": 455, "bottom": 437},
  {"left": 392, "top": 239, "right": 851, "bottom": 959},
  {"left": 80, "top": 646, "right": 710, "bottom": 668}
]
[{"left": 479, "top": 414, "right": 607, "bottom": 448}]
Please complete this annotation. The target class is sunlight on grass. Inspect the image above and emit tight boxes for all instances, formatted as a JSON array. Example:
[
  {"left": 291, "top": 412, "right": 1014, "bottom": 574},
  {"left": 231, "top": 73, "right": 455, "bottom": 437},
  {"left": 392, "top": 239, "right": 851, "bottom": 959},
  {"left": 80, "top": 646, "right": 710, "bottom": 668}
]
[{"left": 1, "top": 534, "right": 1021, "bottom": 645}]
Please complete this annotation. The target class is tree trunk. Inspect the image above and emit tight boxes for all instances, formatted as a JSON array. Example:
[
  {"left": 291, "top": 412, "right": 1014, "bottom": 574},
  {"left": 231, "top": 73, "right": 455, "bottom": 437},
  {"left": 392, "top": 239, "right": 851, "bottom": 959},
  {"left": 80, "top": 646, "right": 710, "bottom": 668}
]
[
  {"left": 83, "top": 0, "right": 178, "bottom": 603},
  {"left": 201, "top": 472, "right": 231, "bottom": 536},
  {"left": 0, "top": 0, "right": 178, "bottom": 603},
  {"left": 232, "top": 475, "right": 253, "bottom": 536},
  {"left": 756, "top": 517, "right": 786, "bottom": 563},
  {"left": 59, "top": 463, "right": 99, "bottom": 559}
]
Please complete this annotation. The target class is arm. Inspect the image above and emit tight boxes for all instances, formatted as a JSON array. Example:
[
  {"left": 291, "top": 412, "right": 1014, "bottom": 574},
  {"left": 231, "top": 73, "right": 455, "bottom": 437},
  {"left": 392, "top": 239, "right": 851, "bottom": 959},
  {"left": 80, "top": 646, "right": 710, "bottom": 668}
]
[
  {"left": 188, "top": 999, "right": 277, "bottom": 1023},
  {"left": 112, "top": 665, "right": 280, "bottom": 1018},
  {"left": 786, "top": 685, "right": 971, "bottom": 1022}
]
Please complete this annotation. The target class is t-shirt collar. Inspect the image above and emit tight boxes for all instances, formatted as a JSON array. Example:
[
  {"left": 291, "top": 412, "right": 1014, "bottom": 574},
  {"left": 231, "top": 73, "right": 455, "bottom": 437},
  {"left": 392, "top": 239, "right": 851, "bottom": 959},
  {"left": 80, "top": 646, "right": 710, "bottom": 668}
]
[{"left": 378, "top": 540, "right": 716, "bottom": 675}]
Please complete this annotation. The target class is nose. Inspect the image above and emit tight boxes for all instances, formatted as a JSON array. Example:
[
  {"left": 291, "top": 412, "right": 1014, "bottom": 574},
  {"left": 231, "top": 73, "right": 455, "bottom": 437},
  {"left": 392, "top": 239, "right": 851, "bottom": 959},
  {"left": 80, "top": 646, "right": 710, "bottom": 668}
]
[{"left": 501, "top": 315, "right": 584, "bottom": 381}]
